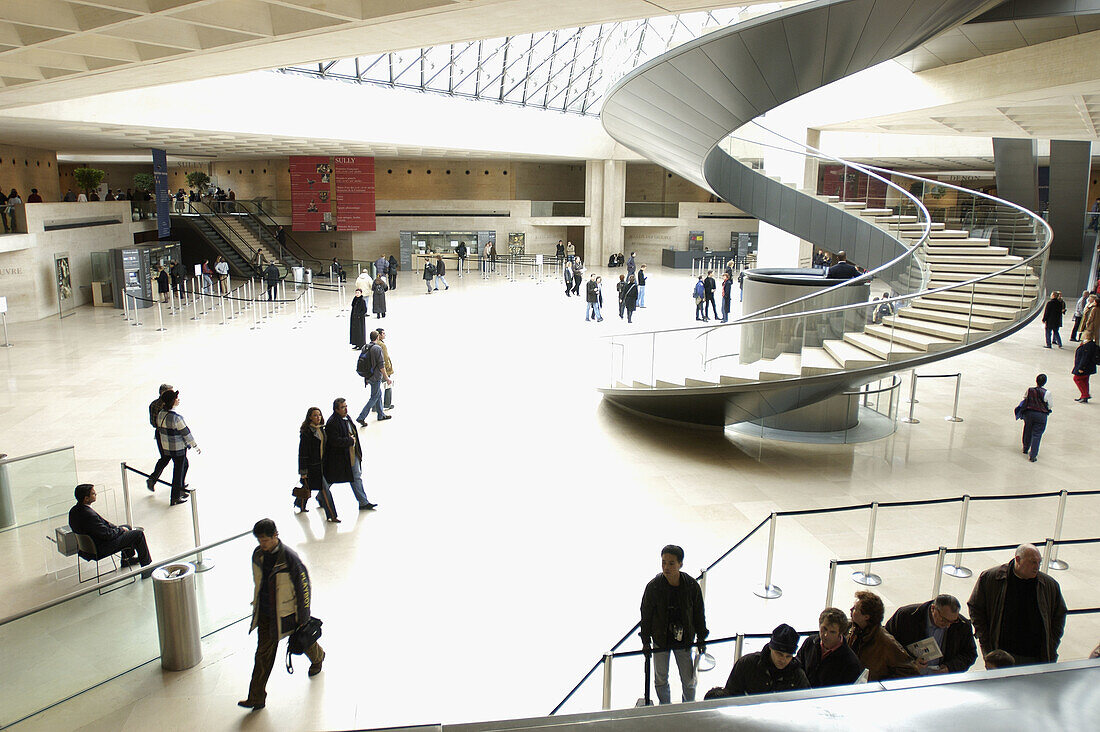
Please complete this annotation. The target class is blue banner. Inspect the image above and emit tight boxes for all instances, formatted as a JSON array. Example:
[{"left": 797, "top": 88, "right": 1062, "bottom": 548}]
[{"left": 152, "top": 148, "right": 170, "bottom": 239}]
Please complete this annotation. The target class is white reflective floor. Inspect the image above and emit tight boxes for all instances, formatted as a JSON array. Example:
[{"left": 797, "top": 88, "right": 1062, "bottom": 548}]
[{"left": 1, "top": 265, "right": 1098, "bottom": 731}]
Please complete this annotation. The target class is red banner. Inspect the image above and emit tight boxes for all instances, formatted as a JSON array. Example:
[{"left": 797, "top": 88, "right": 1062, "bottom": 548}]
[
  {"left": 290, "top": 155, "right": 375, "bottom": 232},
  {"left": 290, "top": 156, "right": 333, "bottom": 231}
]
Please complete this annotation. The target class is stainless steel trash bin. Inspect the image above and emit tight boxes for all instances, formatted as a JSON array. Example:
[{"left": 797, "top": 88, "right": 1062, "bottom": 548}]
[{"left": 152, "top": 562, "right": 203, "bottom": 671}]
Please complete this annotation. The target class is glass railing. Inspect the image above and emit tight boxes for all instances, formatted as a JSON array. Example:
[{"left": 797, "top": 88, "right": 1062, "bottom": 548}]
[
  {"left": 0, "top": 530, "right": 254, "bottom": 728},
  {"left": 0, "top": 447, "right": 79, "bottom": 533},
  {"left": 605, "top": 123, "right": 1050, "bottom": 389},
  {"left": 531, "top": 200, "right": 585, "bottom": 217},
  {"left": 624, "top": 201, "right": 679, "bottom": 218}
]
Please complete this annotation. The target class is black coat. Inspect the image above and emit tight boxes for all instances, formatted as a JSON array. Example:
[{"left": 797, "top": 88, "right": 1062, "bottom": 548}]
[
  {"left": 423, "top": 263, "right": 434, "bottom": 281},
  {"left": 1073, "top": 340, "right": 1099, "bottom": 376},
  {"left": 156, "top": 270, "right": 169, "bottom": 293},
  {"left": 298, "top": 427, "right": 325, "bottom": 489},
  {"left": 723, "top": 646, "right": 810, "bottom": 696},
  {"left": 372, "top": 279, "right": 388, "bottom": 314},
  {"left": 826, "top": 261, "right": 861, "bottom": 280},
  {"left": 68, "top": 503, "right": 124, "bottom": 559},
  {"left": 639, "top": 572, "right": 708, "bottom": 648},
  {"left": 323, "top": 413, "right": 361, "bottom": 484},
  {"left": 1043, "top": 298, "right": 1066, "bottom": 327},
  {"left": 885, "top": 600, "right": 977, "bottom": 673},
  {"left": 703, "top": 276, "right": 716, "bottom": 295},
  {"left": 795, "top": 635, "right": 864, "bottom": 688},
  {"left": 623, "top": 282, "right": 639, "bottom": 309},
  {"left": 350, "top": 295, "right": 367, "bottom": 347},
  {"left": 435, "top": 259, "right": 446, "bottom": 275}
]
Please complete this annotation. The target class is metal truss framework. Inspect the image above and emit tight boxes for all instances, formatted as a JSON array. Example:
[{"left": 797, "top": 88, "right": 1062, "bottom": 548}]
[{"left": 277, "top": 6, "right": 776, "bottom": 116}]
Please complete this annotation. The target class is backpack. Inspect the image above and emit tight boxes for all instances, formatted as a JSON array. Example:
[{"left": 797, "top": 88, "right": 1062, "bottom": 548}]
[
  {"left": 356, "top": 349, "right": 372, "bottom": 377},
  {"left": 426, "top": 263, "right": 436, "bottom": 277}
]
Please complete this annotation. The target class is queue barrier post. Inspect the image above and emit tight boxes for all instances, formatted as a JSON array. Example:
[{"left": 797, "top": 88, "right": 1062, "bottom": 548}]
[
  {"left": 946, "top": 373, "right": 964, "bottom": 422},
  {"left": 753, "top": 512, "right": 782, "bottom": 599},
  {"left": 220, "top": 295, "right": 227, "bottom": 325},
  {"left": 121, "top": 461, "right": 133, "bottom": 529},
  {"left": 733, "top": 634, "right": 745, "bottom": 663},
  {"left": 825, "top": 559, "right": 837, "bottom": 607},
  {"left": 1041, "top": 538, "right": 1053, "bottom": 574},
  {"left": 1049, "top": 490, "right": 1069, "bottom": 570},
  {"left": 699, "top": 568, "right": 707, "bottom": 600},
  {"left": 189, "top": 489, "right": 214, "bottom": 573},
  {"left": 122, "top": 288, "right": 130, "bottom": 321},
  {"left": 901, "top": 371, "right": 919, "bottom": 423},
  {"left": 932, "top": 546, "right": 947, "bottom": 597},
  {"left": 250, "top": 295, "right": 261, "bottom": 330},
  {"left": 851, "top": 502, "right": 882, "bottom": 586},
  {"left": 191, "top": 280, "right": 200, "bottom": 320},
  {"left": 601, "top": 652, "right": 613, "bottom": 711},
  {"left": 943, "top": 495, "right": 973, "bottom": 578},
  {"left": 155, "top": 297, "right": 166, "bottom": 332}
]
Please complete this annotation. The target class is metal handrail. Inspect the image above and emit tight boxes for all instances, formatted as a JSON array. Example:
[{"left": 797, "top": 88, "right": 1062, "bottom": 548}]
[
  {"left": 188, "top": 201, "right": 266, "bottom": 276},
  {"left": 0, "top": 445, "right": 74, "bottom": 466},
  {"left": 0, "top": 529, "right": 252, "bottom": 627},
  {"left": 235, "top": 200, "right": 324, "bottom": 271}
]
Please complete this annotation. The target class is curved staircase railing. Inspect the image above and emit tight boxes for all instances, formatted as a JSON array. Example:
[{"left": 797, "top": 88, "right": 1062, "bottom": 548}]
[{"left": 596, "top": 0, "right": 1051, "bottom": 427}]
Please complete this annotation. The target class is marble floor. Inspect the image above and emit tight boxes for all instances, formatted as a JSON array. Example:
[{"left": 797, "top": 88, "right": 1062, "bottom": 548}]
[{"left": 1, "top": 264, "right": 1098, "bottom": 731}]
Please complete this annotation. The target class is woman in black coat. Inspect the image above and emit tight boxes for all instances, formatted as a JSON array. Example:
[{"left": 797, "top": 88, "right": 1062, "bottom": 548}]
[
  {"left": 387, "top": 255, "right": 398, "bottom": 290},
  {"left": 155, "top": 265, "right": 170, "bottom": 303},
  {"left": 623, "top": 274, "right": 639, "bottom": 323},
  {"left": 298, "top": 407, "right": 338, "bottom": 521},
  {"left": 1072, "top": 339, "right": 1098, "bottom": 403},
  {"left": 371, "top": 275, "right": 388, "bottom": 318},
  {"left": 349, "top": 288, "right": 367, "bottom": 348}
]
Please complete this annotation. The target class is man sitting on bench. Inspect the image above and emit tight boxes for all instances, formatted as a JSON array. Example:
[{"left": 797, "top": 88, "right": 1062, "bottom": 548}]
[{"left": 68, "top": 483, "right": 153, "bottom": 576}]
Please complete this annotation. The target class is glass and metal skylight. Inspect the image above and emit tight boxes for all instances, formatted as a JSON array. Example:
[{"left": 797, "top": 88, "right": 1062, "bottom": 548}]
[{"left": 277, "top": 6, "right": 783, "bottom": 117}]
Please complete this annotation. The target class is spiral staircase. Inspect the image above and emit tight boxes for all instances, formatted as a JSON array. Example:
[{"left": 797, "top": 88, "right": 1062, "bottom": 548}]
[{"left": 597, "top": 0, "right": 1052, "bottom": 428}]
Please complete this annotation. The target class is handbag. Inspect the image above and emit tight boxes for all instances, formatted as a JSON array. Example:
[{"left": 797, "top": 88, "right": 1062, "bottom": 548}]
[
  {"left": 1013, "top": 399, "right": 1025, "bottom": 420},
  {"left": 285, "top": 616, "right": 323, "bottom": 673},
  {"left": 292, "top": 479, "right": 311, "bottom": 501}
]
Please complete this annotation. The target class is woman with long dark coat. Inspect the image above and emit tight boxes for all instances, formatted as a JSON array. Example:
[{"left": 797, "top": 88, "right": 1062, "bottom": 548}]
[
  {"left": 298, "top": 407, "right": 338, "bottom": 521},
  {"left": 372, "top": 275, "right": 389, "bottom": 318},
  {"left": 388, "top": 255, "right": 398, "bottom": 290},
  {"left": 349, "top": 288, "right": 367, "bottom": 348}
]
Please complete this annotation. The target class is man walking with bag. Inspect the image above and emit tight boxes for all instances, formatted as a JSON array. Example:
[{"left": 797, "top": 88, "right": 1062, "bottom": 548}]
[
  {"left": 239, "top": 519, "right": 325, "bottom": 711},
  {"left": 356, "top": 331, "right": 392, "bottom": 425}
]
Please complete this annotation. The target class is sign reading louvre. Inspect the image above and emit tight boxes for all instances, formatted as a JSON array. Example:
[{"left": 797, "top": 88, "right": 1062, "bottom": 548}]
[{"left": 290, "top": 155, "right": 376, "bottom": 232}]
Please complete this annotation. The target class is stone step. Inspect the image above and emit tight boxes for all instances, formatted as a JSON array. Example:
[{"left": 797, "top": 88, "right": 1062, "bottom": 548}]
[
  {"left": 898, "top": 222, "right": 946, "bottom": 231},
  {"left": 720, "top": 364, "right": 763, "bottom": 383},
  {"left": 839, "top": 201, "right": 867, "bottom": 210},
  {"left": 904, "top": 306, "right": 1006, "bottom": 330},
  {"left": 684, "top": 377, "right": 719, "bottom": 387},
  {"left": 931, "top": 270, "right": 1038, "bottom": 285},
  {"left": 859, "top": 208, "right": 894, "bottom": 216},
  {"left": 883, "top": 314, "right": 970, "bottom": 341},
  {"left": 903, "top": 230, "right": 974, "bottom": 240},
  {"left": 874, "top": 215, "right": 919, "bottom": 223},
  {"left": 922, "top": 290, "right": 1030, "bottom": 307},
  {"left": 927, "top": 261, "right": 1029, "bottom": 274},
  {"left": 822, "top": 338, "right": 886, "bottom": 368},
  {"left": 911, "top": 297, "right": 1020, "bottom": 319},
  {"left": 758, "top": 352, "right": 802, "bottom": 380},
  {"left": 843, "top": 331, "right": 923, "bottom": 360},
  {"left": 800, "top": 347, "right": 843, "bottom": 375},
  {"left": 925, "top": 253, "right": 1017, "bottom": 264},
  {"left": 864, "top": 323, "right": 953, "bottom": 351},
  {"left": 925, "top": 246, "right": 1009, "bottom": 257},
  {"left": 655, "top": 379, "right": 683, "bottom": 389},
  {"left": 928, "top": 280, "right": 1038, "bottom": 296}
]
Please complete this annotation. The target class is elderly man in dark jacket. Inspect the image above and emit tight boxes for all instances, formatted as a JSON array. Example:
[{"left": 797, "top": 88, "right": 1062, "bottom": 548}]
[
  {"left": 968, "top": 544, "right": 1067, "bottom": 665},
  {"left": 712, "top": 624, "right": 809, "bottom": 698},
  {"left": 796, "top": 608, "right": 863, "bottom": 688},
  {"left": 323, "top": 398, "right": 374, "bottom": 510},
  {"left": 885, "top": 594, "right": 977, "bottom": 674},
  {"left": 640, "top": 544, "right": 708, "bottom": 704}
]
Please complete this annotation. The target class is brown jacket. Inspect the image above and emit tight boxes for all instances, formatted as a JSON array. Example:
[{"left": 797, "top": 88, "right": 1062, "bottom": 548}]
[
  {"left": 1080, "top": 303, "right": 1099, "bottom": 343},
  {"left": 847, "top": 624, "right": 919, "bottom": 682},
  {"left": 966, "top": 560, "right": 1067, "bottom": 662},
  {"left": 380, "top": 341, "right": 394, "bottom": 377}
]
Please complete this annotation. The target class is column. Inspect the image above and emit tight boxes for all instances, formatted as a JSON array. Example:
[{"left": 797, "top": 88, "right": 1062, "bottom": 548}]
[
  {"left": 585, "top": 160, "right": 624, "bottom": 265},
  {"left": 992, "top": 138, "right": 1039, "bottom": 212},
  {"left": 1048, "top": 139, "right": 1091, "bottom": 261}
]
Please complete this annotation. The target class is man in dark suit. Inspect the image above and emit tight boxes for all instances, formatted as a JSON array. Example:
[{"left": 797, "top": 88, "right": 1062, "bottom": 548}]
[
  {"left": 68, "top": 484, "right": 152, "bottom": 573},
  {"left": 703, "top": 270, "right": 719, "bottom": 320},
  {"left": 885, "top": 594, "right": 977, "bottom": 674},
  {"left": 826, "top": 251, "right": 861, "bottom": 280},
  {"left": 324, "top": 398, "right": 375, "bottom": 510}
]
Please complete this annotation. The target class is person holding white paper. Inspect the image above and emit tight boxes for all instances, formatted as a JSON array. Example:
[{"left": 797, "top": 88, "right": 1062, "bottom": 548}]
[{"left": 885, "top": 594, "right": 977, "bottom": 675}]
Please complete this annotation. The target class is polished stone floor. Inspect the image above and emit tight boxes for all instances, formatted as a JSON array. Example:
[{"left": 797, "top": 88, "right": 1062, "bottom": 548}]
[{"left": 1, "top": 264, "right": 1098, "bottom": 731}]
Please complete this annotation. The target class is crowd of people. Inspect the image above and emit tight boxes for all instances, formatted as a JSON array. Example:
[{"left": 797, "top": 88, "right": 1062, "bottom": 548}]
[{"left": 639, "top": 543, "right": 1082, "bottom": 706}]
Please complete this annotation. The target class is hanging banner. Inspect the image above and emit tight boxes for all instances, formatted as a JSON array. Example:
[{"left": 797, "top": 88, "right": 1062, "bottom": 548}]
[
  {"left": 290, "top": 156, "right": 333, "bottom": 231},
  {"left": 333, "top": 156, "right": 376, "bottom": 231},
  {"left": 152, "top": 148, "right": 171, "bottom": 238}
]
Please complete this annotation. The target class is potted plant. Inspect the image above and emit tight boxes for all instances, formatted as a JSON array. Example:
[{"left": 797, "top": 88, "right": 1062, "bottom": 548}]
[{"left": 73, "top": 167, "right": 106, "bottom": 199}]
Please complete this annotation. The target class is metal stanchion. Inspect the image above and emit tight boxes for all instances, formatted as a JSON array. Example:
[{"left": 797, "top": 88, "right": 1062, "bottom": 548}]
[
  {"left": 601, "top": 653, "right": 613, "bottom": 711},
  {"left": 189, "top": 489, "right": 214, "bottom": 573},
  {"left": 122, "top": 289, "right": 130, "bottom": 321},
  {"left": 943, "top": 495, "right": 973, "bottom": 578},
  {"left": 733, "top": 634, "right": 745, "bottom": 663},
  {"left": 754, "top": 512, "right": 782, "bottom": 598},
  {"left": 250, "top": 297, "right": 261, "bottom": 330},
  {"left": 825, "top": 559, "right": 837, "bottom": 607},
  {"left": 199, "top": 286, "right": 207, "bottom": 316},
  {"left": 945, "top": 373, "right": 964, "bottom": 422},
  {"left": 220, "top": 295, "right": 227, "bottom": 325},
  {"left": 1041, "top": 537, "right": 1053, "bottom": 573},
  {"left": 851, "top": 502, "right": 882, "bottom": 586},
  {"left": 155, "top": 297, "right": 166, "bottom": 332},
  {"left": 901, "top": 371, "right": 919, "bottom": 423},
  {"left": 932, "top": 546, "right": 947, "bottom": 597},
  {"left": 121, "top": 461, "right": 133, "bottom": 528},
  {"left": 129, "top": 294, "right": 142, "bottom": 326},
  {"left": 1049, "top": 490, "right": 1069, "bottom": 570},
  {"left": 190, "top": 281, "right": 200, "bottom": 320},
  {"left": 0, "top": 312, "right": 10, "bottom": 347}
]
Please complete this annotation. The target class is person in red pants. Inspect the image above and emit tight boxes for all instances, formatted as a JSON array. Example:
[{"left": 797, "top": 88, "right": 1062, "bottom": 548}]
[{"left": 1072, "top": 340, "right": 1098, "bottom": 403}]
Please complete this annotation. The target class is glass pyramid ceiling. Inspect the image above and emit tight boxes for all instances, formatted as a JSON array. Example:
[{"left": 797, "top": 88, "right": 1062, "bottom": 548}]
[{"left": 277, "top": 6, "right": 781, "bottom": 117}]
